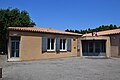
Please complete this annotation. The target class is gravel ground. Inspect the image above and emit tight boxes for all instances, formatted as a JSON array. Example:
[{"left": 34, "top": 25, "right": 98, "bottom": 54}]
[{"left": 1, "top": 57, "right": 120, "bottom": 80}]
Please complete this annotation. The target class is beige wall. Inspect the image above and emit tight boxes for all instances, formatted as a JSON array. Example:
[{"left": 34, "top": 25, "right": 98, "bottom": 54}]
[
  {"left": 20, "top": 36, "right": 41, "bottom": 60},
  {"left": 109, "top": 34, "right": 120, "bottom": 57},
  {"left": 9, "top": 31, "right": 80, "bottom": 61}
]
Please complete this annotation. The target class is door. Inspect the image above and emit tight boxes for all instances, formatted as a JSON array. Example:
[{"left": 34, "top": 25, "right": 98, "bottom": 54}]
[
  {"left": 11, "top": 41, "right": 20, "bottom": 58},
  {"left": 94, "top": 41, "right": 101, "bottom": 56},
  {"left": 82, "top": 40, "right": 106, "bottom": 56},
  {"left": 88, "top": 42, "right": 94, "bottom": 56}
]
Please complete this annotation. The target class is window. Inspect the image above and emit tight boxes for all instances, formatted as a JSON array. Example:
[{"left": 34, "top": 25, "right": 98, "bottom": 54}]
[
  {"left": 47, "top": 38, "right": 55, "bottom": 51},
  {"left": 60, "top": 39, "right": 66, "bottom": 51},
  {"left": 42, "top": 37, "right": 71, "bottom": 52}
]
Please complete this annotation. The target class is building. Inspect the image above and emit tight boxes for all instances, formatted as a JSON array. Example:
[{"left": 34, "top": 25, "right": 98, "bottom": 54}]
[
  {"left": 82, "top": 28, "right": 120, "bottom": 57},
  {"left": 8, "top": 27, "right": 82, "bottom": 61},
  {"left": 7, "top": 27, "right": 120, "bottom": 61}
]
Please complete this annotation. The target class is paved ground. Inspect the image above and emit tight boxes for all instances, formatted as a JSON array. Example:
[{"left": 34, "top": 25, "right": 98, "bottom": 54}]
[{"left": 1, "top": 57, "right": 120, "bottom": 80}]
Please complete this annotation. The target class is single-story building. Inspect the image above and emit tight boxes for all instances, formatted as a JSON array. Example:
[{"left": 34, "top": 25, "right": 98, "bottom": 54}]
[
  {"left": 8, "top": 27, "right": 82, "bottom": 61},
  {"left": 7, "top": 27, "right": 120, "bottom": 61},
  {"left": 82, "top": 28, "right": 120, "bottom": 57}
]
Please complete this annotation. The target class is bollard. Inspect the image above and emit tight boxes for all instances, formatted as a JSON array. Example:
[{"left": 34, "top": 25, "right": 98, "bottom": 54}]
[{"left": 0, "top": 68, "right": 2, "bottom": 78}]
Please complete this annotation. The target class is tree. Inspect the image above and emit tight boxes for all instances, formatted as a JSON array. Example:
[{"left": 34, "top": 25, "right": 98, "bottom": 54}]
[
  {"left": 0, "top": 8, "right": 36, "bottom": 54},
  {"left": 65, "top": 29, "right": 69, "bottom": 32},
  {"left": 65, "top": 24, "right": 120, "bottom": 34}
]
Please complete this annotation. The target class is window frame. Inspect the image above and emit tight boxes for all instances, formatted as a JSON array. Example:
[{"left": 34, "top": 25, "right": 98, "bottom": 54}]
[
  {"left": 60, "top": 39, "right": 67, "bottom": 51},
  {"left": 47, "top": 38, "right": 56, "bottom": 51}
]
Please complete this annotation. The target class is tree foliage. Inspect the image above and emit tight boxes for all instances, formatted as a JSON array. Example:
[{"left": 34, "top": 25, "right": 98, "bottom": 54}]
[
  {"left": 65, "top": 24, "right": 120, "bottom": 34},
  {"left": 0, "top": 8, "right": 36, "bottom": 54}
]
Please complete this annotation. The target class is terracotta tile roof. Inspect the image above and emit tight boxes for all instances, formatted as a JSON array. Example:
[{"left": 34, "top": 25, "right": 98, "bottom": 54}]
[
  {"left": 83, "top": 28, "right": 120, "bottom": 36},
  {"left": 8, "top": 27, "right": 82, "bottom": 36}
]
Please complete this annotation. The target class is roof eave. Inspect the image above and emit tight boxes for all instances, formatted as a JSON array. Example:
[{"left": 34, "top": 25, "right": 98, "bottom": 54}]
[{"left": 8, "top": 28, "right": 82, "bottom": 36}]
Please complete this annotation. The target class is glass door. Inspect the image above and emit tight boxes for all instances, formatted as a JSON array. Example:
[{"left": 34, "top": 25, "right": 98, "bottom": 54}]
[
  {"left": 11, "top": 41, "right": 20, "bottom": 58},
  {"left": 94, "top": 41, "right": 101, "bottom": 56},
  {"left": 88, "top": 42, "right": 94, "bottom": 56},
  {"left": 82, "top": 40, "right": 106, "bottom": 56}
]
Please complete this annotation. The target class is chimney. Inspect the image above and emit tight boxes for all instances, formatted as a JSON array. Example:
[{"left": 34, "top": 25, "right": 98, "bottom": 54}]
[
  {"left": 95, "top": 32, "right": 98, "bottom": 36},
  {"left": 92, "top": 32, "right": 94, "bottom": 36}
]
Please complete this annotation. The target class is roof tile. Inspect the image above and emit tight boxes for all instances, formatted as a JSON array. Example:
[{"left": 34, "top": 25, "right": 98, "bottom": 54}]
[
  {"left": 83, "top": 28, "right": 120, "bottom": 36},
  {"left": 8, "top": 27, "right": 82, "bottom": 36}
]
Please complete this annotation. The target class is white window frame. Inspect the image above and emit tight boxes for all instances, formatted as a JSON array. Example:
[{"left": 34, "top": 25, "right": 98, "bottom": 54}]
[
  {"left": 60, "top": 39, "right": 67, "bottom": 51},
  {"left": 47, "top": 38, "right": 55, "bottom": 51}
]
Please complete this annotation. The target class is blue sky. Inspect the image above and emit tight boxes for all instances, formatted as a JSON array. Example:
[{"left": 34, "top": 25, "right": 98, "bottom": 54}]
[{"left": 0, "top": 0, "right": 120, "bottom": 30}]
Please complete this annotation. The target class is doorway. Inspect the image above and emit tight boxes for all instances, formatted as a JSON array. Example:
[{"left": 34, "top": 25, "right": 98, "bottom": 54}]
[
  {"left": 10, "top": 37, "right": 20, "bottom": 58},
  {"left": 82, "top": 40, "right": 106, "bottom": 56}
]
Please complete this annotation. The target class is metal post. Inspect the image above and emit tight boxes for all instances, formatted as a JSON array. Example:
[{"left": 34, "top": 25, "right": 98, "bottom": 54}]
[{"left": 0, "top": 68, "right": 2, "bottom": 78}]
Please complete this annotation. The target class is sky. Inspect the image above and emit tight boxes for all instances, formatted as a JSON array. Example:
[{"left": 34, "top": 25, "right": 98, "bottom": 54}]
[{"left": 0, "top": 0, "right": 120, "bottom": 31}]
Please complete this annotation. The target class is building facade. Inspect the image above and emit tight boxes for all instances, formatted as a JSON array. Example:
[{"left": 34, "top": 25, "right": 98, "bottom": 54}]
[
  {"left": 7, "top": 27, "right": 120, "bottom": 61},
  {"left": 83, "top": 28, "right": 120, "bottom": 57},
  {"left": 8, "top": 27, "right": 81, "bottom": 61}
]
